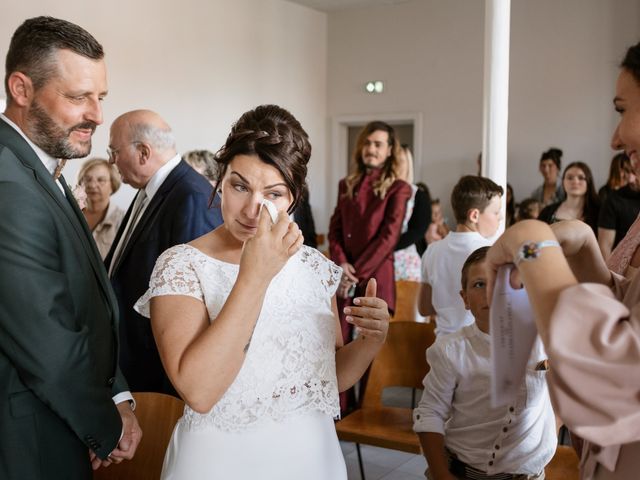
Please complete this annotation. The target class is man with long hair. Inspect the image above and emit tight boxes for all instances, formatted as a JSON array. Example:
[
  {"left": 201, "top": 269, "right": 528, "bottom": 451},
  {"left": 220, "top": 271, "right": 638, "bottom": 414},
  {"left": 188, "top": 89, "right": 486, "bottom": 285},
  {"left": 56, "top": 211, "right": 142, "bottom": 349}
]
[{"left": 328, "top": 121, "right": 411, "bottom": 411}]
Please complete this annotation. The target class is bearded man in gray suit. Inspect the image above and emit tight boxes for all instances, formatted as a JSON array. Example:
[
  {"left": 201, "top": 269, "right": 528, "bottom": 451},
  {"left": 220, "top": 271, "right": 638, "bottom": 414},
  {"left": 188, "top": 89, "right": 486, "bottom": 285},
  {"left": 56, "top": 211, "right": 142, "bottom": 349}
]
[{"left": 0, "top": 17, "right": 142, "bottom": 479}]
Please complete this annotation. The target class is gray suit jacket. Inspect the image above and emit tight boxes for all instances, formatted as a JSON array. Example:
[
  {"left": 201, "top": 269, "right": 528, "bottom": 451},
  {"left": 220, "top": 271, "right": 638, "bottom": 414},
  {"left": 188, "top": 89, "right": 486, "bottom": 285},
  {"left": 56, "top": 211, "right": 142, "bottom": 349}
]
[{"left": 0, "top": 118, "right": 127, "bottom": 480}]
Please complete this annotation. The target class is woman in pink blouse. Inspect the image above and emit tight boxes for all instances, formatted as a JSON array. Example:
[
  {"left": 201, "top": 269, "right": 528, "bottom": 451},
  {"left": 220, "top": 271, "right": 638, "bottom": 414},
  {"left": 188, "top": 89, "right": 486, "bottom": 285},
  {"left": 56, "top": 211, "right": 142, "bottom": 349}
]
[{"left": 486, "top": 42, "right": 640, "bottom": 480}]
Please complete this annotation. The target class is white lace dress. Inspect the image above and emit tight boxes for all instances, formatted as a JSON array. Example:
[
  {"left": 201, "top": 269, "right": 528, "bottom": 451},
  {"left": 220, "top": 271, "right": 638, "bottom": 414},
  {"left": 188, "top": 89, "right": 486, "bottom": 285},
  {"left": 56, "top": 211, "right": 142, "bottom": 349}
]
[{"left": 134, "top": 244, "right": 347, "bottom": 480}]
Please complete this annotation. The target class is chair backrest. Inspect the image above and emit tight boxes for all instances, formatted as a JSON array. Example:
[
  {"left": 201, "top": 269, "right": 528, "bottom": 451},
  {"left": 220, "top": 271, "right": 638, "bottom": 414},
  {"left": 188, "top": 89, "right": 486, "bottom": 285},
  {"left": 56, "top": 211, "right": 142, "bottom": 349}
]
[
  {"left": 93, "top": 392, "right": 184, "bottom": 480},
  {"left": 392, "top": 280, "right": 426, "bottom": 322},
  {"left": 544, "top": 445, "right": 580, "bottom": 480},
  {"left": 361, "top": 321, "right": 436, "bottom": 408}
]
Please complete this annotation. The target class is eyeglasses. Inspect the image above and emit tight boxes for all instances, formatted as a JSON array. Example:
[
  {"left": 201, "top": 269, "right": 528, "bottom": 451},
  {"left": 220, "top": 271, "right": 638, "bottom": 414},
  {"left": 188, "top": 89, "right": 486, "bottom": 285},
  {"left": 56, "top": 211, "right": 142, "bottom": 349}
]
[
  {"left": 565, "top": 174, "right": 587, "bottom": 182},
  {"left": 106, "top": 142, "right": 140, "bottom": 162}
]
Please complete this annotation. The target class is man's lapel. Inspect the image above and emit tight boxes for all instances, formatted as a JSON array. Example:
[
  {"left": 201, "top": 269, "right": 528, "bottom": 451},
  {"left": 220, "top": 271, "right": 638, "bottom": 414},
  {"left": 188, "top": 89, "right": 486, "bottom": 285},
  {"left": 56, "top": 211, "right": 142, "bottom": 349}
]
[
  {"left": 58, "top": 175, "right": 118, "bottom": 310},
  {"left": 0, "top": 119, "right": 74, "bottom": 219},
  {"left": 0, "top": 119, "right": 117, "bottom": 314},
  {"left": 111, "top": 161, "right": 189, "bottom": 274},
  {"left": 104, "top": 201, "right": 133, "bottom": 271}
]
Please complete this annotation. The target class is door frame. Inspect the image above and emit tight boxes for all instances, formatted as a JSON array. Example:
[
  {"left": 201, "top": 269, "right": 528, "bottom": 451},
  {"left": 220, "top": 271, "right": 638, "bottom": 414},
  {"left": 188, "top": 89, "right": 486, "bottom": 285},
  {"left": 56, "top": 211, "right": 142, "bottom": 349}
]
[{"left": 328, "top": 112, "right": 423, "bottom": 211}]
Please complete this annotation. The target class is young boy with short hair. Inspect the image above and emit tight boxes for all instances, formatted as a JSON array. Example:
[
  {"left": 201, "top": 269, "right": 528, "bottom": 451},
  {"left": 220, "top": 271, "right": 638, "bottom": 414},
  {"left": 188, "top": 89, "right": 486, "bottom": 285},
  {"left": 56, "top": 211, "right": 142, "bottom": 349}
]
[
  {"left": 413, "top": 247, "right": 556, "bottom": 480},
  {"left": 418, "top": 175, "right": 503, "bottom": 335}
]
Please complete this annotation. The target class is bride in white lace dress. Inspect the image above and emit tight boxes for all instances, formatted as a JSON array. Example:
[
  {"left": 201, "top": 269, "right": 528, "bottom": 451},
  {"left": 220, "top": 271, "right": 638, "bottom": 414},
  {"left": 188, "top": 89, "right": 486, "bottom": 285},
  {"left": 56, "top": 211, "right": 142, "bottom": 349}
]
[{"left": 134, "top": 105, "right": 390, "bottom": 479}]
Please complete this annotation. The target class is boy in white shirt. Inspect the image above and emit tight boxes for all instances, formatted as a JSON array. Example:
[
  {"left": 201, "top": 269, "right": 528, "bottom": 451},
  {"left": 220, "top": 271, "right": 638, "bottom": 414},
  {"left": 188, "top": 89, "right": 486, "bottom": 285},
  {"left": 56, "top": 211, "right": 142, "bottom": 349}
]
[
  {"left": 419, "top": 176, "right": 502, "bottom": 335},
  {"left": 413, "top": 247, "right": 556, "bottom": 480}
]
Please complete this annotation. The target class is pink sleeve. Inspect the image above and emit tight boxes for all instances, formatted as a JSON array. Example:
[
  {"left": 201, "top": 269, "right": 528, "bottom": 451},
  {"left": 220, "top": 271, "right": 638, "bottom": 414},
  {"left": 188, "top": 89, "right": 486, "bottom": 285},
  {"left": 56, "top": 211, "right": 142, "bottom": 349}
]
[{"left": 546, "top": 282, "right": 640, "bottom": 447}]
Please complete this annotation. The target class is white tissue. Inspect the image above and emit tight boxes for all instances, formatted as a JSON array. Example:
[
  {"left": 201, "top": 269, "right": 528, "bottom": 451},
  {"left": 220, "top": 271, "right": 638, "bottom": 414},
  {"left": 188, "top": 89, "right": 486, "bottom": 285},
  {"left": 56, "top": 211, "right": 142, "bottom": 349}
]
[
  {"left": 490, "top": 265, "right": 538, "bottom": 407},
  {"left": 261, "top": 198, "right": 278, "bottom": 224}
]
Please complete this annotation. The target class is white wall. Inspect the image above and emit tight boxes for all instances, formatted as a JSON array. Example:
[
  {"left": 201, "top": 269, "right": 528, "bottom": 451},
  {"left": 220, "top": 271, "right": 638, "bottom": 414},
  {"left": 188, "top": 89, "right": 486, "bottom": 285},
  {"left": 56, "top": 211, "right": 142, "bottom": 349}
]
[
  {"left": 508, "top": 0, "right": 640, "bottom": 202},
  {"left": 0, "top": 0, "right": 327, "bottom": 222},
  {"left": 326, "top": 0, "right": 640, "bottom": 225},
  {"left": 3, "top": 0, "right": 640, "bottom": 234}
]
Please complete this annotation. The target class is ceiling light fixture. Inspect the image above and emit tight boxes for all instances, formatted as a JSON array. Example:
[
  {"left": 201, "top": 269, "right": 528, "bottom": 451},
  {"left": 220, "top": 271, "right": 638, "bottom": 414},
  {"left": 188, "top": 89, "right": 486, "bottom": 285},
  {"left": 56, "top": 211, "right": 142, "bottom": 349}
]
[{"left": 365, "top": 80, "right": 384, "bottom": 94}]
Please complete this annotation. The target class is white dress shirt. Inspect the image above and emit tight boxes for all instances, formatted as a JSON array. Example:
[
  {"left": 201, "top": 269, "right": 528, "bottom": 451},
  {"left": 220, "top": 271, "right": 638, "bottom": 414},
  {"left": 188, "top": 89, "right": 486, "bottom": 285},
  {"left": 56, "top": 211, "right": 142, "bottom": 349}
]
[
  {"left": 108, "top": 154, "right": 182, "bottom": 277},
  {"left": 143, "top": 153, "right": 182, "bottom": 203},
  {"left": 0, "top": 113, "right": 134, "bottom": 409},
  {"left": 1, "top": 113, "right": 64, "bottom": 193},
  {"left": 413, "top": 323, "right": 557, "bottom": 476},
  {"left": 421, "top": 232, "right": 492, "bottom": 335}
]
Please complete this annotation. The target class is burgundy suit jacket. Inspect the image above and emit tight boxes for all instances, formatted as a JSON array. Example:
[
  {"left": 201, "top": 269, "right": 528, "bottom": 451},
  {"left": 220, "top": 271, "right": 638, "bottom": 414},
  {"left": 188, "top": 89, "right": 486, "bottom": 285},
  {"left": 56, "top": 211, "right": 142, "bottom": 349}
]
[{"left": 328, "top": 170, "right": 412, "bottom": 311}]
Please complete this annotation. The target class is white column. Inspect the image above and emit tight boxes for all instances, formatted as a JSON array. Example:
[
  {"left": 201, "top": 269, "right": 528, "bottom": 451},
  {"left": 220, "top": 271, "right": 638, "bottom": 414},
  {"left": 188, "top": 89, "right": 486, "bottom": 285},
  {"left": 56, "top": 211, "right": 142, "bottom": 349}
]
[{"left": 482, "top": 0, "right": 511, "bottom": 233}]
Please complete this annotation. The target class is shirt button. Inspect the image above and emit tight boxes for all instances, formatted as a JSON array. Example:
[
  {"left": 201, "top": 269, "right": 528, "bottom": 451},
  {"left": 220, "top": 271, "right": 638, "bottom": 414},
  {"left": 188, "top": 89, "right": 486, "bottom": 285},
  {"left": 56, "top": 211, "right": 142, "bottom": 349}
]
[
  {"left": 416, "top": 414, "right": 421, "bottom": 419},
  {"left": 489, "top": 461, "right": 494, "bottom": 466},
  {"left": 492, "top": 453, "right": 496, "bottom": 458},
  {"left": 347, "top": 234, "right": 352, "bottom": 238},
  {"left": 495, "top": 445, "right": 500, "bottom": 450},
  {"left": 503, "top": 427, "right": 508, "bottom": 433},
  {"left": 591, "top": 445, "right": 602, "bottom": 454},
  {"left": 509, "top": 406, "right": 515, "bottom": 412}
]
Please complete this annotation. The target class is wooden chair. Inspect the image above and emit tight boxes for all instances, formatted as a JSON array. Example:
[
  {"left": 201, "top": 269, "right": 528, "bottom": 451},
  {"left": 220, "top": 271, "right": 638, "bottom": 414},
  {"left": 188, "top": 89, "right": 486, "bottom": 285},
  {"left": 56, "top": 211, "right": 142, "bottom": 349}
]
[
  {"left": 93, "top": 392, "right": 184, "bottom": 480},
  {"left": 335, "top": 321, "right": 436, "bottom": 479},
  {"left": 544, "top": 445, "right": 580, "bottom": 480},
  {"left": 392, "top": 280, "right": 426, "bottom": 322}
]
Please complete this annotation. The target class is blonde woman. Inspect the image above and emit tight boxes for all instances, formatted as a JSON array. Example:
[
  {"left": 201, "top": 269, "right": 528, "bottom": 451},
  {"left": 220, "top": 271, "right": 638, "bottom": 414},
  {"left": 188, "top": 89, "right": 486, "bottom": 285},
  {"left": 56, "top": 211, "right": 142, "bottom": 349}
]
[
  {"left": 78, "top": 158, "right": 125, "bottom": 258},
  {"left": 393, "top": 146, "right": 429, "bottom": 281}
]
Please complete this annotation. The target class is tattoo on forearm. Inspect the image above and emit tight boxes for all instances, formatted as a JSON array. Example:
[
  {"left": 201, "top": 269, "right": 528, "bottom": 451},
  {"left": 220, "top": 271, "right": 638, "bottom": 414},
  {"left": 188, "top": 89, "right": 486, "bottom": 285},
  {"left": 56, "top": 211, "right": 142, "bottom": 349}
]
[{"left": 243, "top": 324, "right": 257, "bottom": 354}]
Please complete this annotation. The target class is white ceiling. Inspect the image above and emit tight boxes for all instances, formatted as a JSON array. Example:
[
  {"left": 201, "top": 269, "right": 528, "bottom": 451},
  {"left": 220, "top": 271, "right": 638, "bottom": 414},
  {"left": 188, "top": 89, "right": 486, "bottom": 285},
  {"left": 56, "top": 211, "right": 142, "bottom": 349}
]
[{"left": 286, "top": 0, "right": 415, "bottom": 13}]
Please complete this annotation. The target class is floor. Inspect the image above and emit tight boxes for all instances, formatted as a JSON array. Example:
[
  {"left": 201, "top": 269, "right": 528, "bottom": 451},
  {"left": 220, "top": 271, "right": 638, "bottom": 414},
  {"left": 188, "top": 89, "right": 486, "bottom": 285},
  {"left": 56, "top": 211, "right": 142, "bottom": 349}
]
[
  {"left": 339, "top": 386, "right": 428, "bottom": 480},
  {"left": 340, "top": 442, "right": 427, "bottom": 480}
]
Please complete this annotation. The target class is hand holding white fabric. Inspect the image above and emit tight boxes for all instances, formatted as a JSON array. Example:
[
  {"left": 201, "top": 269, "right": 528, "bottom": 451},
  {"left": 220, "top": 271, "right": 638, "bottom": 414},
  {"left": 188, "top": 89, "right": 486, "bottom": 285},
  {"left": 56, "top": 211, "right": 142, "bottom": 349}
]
[{"left": 240, "top": 207, "right": 303, "bottom": 283}]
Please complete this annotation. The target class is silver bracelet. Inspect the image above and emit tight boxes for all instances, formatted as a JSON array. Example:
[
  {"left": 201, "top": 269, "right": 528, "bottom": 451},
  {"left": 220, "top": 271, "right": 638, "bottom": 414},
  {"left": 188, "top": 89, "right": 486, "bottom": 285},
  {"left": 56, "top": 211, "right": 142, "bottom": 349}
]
[{"left": 515, "top": 240, "right": 560, "bottom": 266}]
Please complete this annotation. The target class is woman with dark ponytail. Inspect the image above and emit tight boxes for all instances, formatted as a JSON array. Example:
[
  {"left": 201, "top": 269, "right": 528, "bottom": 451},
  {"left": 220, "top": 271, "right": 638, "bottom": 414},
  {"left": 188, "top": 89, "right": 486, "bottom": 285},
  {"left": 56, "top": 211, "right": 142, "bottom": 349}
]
[{"left": 531, "top": 147, "right": 565, "bottom": 207}]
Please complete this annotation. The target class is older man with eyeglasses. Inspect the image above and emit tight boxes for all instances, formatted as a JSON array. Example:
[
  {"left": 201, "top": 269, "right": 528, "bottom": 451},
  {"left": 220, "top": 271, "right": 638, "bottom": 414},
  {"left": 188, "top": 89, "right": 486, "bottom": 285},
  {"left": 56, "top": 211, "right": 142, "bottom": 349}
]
[{"left": 105, "top": 109, "right": 222, "bottom": 397}]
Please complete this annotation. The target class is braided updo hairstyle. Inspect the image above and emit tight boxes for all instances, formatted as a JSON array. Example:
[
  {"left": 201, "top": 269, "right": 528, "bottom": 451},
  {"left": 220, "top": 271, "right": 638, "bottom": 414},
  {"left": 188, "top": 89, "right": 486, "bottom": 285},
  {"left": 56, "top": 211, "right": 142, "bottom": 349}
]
[{"left": 214, "top": 105, "right": 311, "bottom": 213}]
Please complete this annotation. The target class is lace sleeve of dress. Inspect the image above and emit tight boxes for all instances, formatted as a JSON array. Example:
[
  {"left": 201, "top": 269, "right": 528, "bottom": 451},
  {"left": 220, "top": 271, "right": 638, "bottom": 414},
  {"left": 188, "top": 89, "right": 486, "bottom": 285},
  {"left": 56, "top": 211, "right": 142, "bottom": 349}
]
[
  {"left": 300, "top": 246, "right": 342, "bottom": 297},
  {"left": 134, "top": 245, "right": 204, "bottom": 318}
]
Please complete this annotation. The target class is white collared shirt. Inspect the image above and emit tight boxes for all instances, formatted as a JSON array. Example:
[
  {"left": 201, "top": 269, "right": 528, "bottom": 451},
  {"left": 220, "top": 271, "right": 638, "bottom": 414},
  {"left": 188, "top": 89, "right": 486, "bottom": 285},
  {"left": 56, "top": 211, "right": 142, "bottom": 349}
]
[
  {"left": 134, "top": 153, "right": 181, "bottom": 221},
  {"left": 0, "top": 113, "right": 64, "bottom": 193},
  {"left": 413, "top": 323, "right": 557, "bottom": 476},
  {"left": 143, "top": 153, "right": 181, "bottom": 201},
  {"left": 108, "top": 154, "right": 182, "bottom": 278},
  {"left": 421, "top": 232, "right": 492, "bottom": 335}
]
